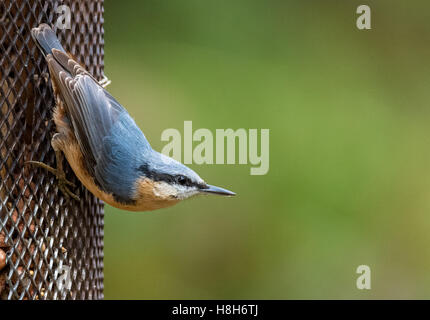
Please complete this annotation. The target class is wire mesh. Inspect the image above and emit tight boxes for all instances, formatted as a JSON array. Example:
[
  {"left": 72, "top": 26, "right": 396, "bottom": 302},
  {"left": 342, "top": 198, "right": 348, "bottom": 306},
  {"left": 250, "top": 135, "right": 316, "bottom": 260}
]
[{"left": 0, "top": 0, "right": 104, "bottom": 300}]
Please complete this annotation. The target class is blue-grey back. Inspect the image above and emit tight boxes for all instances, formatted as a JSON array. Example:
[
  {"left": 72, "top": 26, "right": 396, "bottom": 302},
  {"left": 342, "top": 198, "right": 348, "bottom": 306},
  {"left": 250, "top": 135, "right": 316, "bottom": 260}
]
[{"left": 95, "top": 111, "right": 152, "bottom": 203}]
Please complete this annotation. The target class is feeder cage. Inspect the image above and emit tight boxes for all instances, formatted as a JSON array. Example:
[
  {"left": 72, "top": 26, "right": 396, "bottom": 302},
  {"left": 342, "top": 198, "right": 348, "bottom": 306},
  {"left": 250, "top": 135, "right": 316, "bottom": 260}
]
[{"left": 0, "top": 0, "right": 105, "bottom": 300}]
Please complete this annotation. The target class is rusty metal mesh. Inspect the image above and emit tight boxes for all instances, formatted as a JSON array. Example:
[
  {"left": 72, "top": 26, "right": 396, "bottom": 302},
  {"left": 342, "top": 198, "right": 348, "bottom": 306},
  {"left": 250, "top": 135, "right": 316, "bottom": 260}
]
[{"left": 0, "top": 0, "right": 104, "bottom": 300}]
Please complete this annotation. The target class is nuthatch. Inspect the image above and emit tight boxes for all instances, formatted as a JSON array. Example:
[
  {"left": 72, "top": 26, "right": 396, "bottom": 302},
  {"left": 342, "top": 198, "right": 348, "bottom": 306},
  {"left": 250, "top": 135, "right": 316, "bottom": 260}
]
[{"left": 27, "top": 24, "right": 235, "bottom": 211}]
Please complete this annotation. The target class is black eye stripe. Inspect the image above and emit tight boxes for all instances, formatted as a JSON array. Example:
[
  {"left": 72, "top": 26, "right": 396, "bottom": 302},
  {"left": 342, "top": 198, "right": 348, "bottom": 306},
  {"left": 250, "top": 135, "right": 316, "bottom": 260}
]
[
  {"left": 138, "top": 164, "right": 175, "bottom": 183},
  {"left": 138, "top": 164, "right": 196, "bottom": 188},
  {"left": 175, "top": 175, "right": 192, "bottom": 187}
]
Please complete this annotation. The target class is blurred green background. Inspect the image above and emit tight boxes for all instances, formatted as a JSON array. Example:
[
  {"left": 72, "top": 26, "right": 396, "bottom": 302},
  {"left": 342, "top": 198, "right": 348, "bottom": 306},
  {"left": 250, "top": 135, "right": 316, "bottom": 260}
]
[{"left": 102, "top": 0, "right": 430, "bottom": 299}]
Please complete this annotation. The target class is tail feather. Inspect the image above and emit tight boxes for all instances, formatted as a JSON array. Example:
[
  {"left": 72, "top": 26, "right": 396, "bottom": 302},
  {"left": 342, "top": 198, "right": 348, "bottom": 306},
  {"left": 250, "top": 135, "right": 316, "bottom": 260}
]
[{"left": 31, "top": 24, "right": 65, "bottom": 56}]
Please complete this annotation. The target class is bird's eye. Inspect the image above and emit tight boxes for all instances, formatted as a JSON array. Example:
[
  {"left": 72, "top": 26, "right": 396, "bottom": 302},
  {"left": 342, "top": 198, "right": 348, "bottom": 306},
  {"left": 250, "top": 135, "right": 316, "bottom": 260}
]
[{"left": 176, "top": 175, "right": 188, "bottom": 186}]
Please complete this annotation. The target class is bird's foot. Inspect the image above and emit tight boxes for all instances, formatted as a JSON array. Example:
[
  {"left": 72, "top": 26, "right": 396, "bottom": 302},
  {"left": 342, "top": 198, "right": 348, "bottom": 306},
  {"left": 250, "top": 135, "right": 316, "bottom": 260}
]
[{"left": 25, "top": 161, "right": 80, "bottom": 201}]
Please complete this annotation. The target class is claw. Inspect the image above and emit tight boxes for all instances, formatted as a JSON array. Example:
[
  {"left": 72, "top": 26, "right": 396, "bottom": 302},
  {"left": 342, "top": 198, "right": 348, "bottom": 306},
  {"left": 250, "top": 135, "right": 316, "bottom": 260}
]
[
  {"left": 61, "top": 184, "right": 80, "bottom": 202},
  {"left": 25, "top": 161, "right": 80, "bottom": 201}
]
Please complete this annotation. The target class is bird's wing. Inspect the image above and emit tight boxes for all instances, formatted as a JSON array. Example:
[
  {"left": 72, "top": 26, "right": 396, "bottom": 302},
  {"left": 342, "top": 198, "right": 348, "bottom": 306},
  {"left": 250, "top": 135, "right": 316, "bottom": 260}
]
[{"left": 46, "top": 49, "right": 151, "bottom": 199}]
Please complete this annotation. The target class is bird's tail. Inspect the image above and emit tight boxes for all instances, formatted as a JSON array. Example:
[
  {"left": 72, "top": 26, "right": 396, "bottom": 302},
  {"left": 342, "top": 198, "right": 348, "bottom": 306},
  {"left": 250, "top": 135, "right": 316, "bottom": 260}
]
[{"left": 31, "top": 24, "right": 66, "bottom": 56}]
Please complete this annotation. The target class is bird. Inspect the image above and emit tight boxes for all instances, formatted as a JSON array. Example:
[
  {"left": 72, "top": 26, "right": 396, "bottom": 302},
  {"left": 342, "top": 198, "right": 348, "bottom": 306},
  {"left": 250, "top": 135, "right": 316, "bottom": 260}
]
[{"left": 27, "top": 24, "right": 235, "bottom": 212}]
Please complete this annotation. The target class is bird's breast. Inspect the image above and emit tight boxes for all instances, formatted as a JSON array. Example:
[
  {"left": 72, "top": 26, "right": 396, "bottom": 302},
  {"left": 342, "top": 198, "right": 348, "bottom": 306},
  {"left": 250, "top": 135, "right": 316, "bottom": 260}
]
[{"left": 60, "top": 137, "right": 178, "bottom": 211}]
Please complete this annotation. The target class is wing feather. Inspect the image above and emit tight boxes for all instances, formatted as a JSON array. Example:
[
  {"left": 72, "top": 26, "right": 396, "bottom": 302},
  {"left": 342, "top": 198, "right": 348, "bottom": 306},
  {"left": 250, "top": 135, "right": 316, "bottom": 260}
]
[{"left": 46, "top": 50, "right": 150, "bottom": 198}]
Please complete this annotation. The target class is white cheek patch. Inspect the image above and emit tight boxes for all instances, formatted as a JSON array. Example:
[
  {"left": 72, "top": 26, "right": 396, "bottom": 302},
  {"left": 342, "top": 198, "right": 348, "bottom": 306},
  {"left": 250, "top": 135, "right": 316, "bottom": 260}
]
[
  {"left": 153, "top": 181, "right": 178, "bottom": 199},
  {"left": 153, "top": 181, "right": 199, "bottom": 200}
]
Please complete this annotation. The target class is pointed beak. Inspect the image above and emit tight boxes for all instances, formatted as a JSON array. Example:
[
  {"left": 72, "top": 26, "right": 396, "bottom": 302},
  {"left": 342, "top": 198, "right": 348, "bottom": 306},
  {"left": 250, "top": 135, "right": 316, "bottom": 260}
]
[{"left": 200, "top": 184, "right": 236, "bottom": 196}]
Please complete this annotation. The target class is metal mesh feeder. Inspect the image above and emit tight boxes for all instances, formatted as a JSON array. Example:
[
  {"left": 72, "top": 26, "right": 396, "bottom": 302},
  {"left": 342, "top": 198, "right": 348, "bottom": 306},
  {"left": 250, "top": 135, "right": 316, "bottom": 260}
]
[{"left": 0, "top": 0, "right": 104, "bottom": 300}]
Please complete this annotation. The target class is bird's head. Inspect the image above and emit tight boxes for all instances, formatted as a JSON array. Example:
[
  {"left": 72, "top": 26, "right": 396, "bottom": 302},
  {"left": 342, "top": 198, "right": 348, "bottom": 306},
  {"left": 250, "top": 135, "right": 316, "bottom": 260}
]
[{"left": 133, "top": 151, "right": 235, "bottom": 210}]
